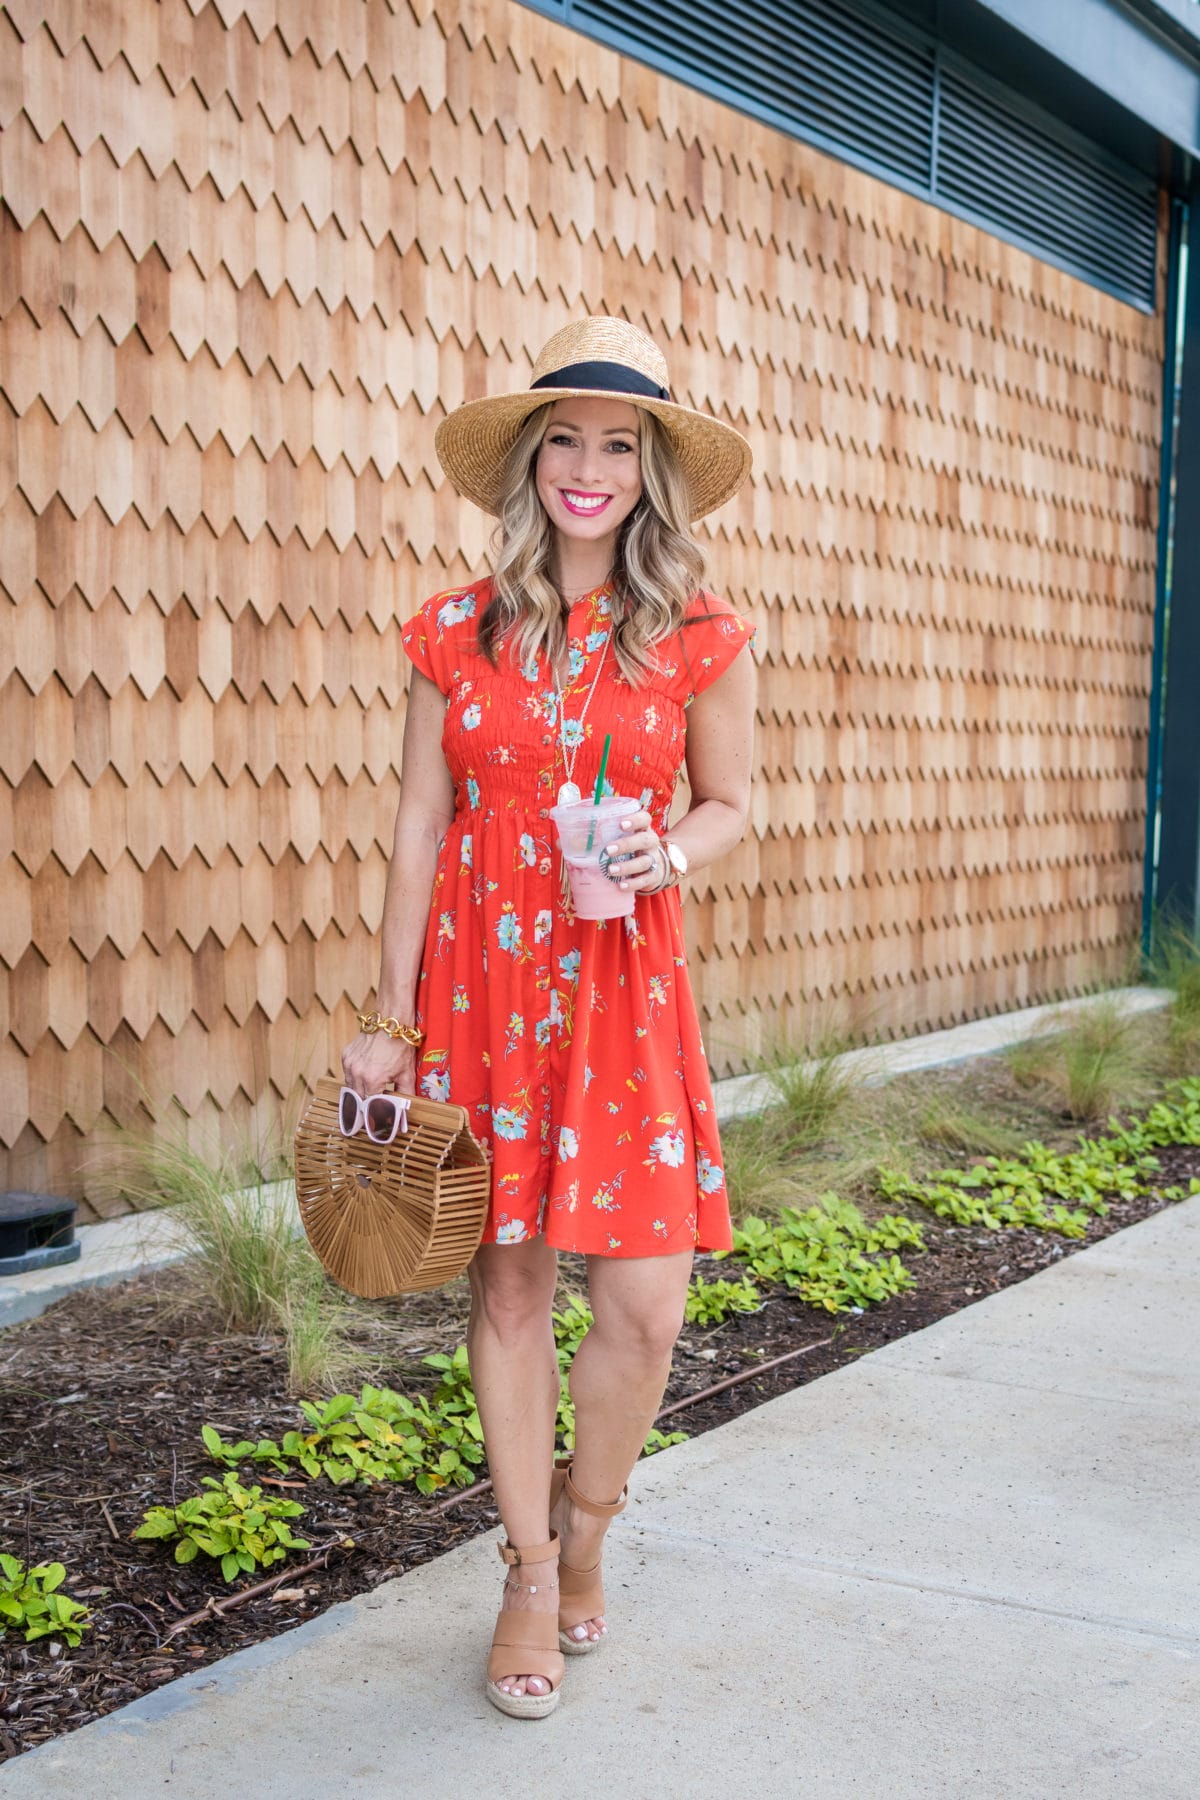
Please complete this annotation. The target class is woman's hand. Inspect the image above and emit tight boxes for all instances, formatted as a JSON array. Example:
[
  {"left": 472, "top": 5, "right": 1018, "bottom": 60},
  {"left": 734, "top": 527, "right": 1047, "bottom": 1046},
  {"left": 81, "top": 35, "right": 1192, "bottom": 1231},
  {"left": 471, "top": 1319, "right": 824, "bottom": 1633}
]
[
  {"left": 340, "top": 1031, "right": 419, "bottom": 1100},
  {"left": 601, "top": 808, "right": 669, "bottom": 893}
]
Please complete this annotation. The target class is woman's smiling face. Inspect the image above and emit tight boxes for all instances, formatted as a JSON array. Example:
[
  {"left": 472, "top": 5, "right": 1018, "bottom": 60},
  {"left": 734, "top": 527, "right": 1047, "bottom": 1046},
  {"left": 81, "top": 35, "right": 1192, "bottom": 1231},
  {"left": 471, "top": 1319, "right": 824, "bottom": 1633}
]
[{"left": 535, "top": 397, "right": 643, "bottom": 548}]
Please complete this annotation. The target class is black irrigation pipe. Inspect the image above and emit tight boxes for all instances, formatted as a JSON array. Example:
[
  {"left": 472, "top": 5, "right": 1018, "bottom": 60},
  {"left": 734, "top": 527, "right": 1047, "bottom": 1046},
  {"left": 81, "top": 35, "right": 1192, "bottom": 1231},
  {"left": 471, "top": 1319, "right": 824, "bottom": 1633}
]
[
  {"left": 434, "top": 1334, "right": 837, "bottom": 1515},
  {"left": 161, "top": 1539, "right": 349, "bottom": 1639}
]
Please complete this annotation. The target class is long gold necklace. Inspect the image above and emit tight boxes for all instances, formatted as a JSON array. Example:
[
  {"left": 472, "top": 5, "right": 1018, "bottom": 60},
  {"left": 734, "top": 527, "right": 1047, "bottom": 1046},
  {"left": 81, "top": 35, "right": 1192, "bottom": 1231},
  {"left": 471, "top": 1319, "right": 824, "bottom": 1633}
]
[{"left": 553, "top": 630, "right": 611, "bottom": 807}]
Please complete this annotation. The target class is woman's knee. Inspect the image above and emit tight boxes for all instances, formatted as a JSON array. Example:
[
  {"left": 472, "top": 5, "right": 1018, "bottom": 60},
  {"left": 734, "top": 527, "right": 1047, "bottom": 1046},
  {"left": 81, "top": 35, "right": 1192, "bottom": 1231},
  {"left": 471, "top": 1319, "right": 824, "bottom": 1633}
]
[
  {"left": 468, "top": 1241, "right": 556, "bottom": 1342},
  {"left": 585, "top": 1254, "right": 691, "bottom": 1364},
  {"left": 591, "top": 1293, "right": 686, "bottom": 1364}
]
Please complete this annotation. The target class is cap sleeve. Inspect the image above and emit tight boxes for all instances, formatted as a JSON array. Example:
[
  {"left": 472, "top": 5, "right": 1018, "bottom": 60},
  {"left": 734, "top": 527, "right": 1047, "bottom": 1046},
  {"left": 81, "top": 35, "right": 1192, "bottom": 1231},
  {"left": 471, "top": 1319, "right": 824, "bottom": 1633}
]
[
  {"left": 674, "top": 594, "right": 755, "bottom": 706},
  {"left": 400, "top": 586, "right": 483, "bottom": 696}
]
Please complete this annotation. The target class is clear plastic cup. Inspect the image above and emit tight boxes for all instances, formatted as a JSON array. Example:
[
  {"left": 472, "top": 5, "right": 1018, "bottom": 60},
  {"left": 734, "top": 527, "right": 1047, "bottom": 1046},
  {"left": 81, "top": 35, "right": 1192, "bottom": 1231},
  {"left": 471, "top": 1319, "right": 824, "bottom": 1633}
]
[{"left": 549, "top": 794, "right": 640, "bottom": 920}]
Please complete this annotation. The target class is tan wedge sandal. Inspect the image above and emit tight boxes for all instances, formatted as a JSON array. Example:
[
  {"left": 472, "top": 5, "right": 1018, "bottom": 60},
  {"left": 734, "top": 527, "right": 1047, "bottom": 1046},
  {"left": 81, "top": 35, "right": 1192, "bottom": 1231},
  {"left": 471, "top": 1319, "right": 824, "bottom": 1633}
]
[
  {"left": 485, "top": 1534, "right": 565, "bottom": 1720},
  {"left": 549, "top": 1457, "right": 628, "bottom": 1656}
]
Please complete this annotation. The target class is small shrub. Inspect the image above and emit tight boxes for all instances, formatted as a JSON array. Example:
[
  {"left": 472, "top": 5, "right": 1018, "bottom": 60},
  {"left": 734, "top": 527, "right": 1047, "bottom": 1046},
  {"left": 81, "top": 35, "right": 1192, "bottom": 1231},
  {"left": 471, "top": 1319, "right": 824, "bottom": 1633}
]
[
  {"left": 1061, "top": 1004, "right": 1140, "bottom": 1121},
  {"left": 0, "top": 1556, "right": 93, "bottom": 1647},
  {"left": 770, "top": 1060, "right": 851, "bottom": 1146},
  {"left": 134, "top": 1474, "right": 310, "bottom": 1584},
  {"left": 720, "top": 1114, "right": 804, "bottom": 1220},
  {"left": 274, "top": 1275, "right": 362, "bottom": 1398},
  {"left": 1147, "top": 919, "right": 1200, "bottom": 1074},
  {"left": 1006, "top": 1002, "right": 1151, "bottom": 1123},
  {"left": 88, "top": 1088, "right": 346, "bottom": 1361},
  {"left": 177, "top": 1178, "right": 314, "bottom": 1337}
]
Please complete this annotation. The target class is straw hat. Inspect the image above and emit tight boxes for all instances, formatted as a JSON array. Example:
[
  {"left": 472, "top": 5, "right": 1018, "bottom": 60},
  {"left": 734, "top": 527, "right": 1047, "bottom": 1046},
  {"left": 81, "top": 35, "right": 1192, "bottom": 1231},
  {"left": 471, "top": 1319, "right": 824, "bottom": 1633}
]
[{"left": 435, "top": 317, "right": 752, "bottom": 521}]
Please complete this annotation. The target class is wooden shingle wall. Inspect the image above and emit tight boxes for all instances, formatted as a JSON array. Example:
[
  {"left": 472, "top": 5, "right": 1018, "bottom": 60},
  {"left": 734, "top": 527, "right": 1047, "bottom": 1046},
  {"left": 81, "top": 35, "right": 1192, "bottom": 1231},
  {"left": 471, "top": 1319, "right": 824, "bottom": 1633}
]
[{"left": 0, "top": 0, "right": 1164, "bottom": 1219}]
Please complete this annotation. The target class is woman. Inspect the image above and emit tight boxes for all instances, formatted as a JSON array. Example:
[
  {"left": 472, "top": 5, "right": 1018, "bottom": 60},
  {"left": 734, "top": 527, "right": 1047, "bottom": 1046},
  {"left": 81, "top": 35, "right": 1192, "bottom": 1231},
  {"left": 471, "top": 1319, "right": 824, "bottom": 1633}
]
[{"left": 341, "top": 317, "right": 755, "bottom": 1718}]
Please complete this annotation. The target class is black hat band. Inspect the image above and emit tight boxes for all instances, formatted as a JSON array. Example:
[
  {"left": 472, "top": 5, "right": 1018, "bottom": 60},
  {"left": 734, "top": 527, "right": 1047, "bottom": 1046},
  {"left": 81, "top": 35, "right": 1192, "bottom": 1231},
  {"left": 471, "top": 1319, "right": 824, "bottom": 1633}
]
[{"left": 530, "top": 360, "right": 671, "bottom": 402}]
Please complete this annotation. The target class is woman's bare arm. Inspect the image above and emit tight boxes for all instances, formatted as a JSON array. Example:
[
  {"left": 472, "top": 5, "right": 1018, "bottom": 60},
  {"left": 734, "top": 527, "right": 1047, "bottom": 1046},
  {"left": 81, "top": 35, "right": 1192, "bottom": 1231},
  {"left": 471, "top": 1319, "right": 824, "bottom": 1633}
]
[
  {"left": 604, "top": 644, "right": 756, "bottom": 889},
  {"left": 341, "top": 670, "right": 456, "bottom": 1095},
  {"left": 673, "top": 643, "right": 756, "bottom": 868}
]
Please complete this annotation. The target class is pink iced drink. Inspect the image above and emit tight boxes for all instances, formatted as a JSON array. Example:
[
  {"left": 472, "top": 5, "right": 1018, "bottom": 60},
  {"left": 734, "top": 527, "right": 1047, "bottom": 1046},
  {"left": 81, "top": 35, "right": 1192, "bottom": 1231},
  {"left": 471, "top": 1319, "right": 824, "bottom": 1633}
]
[
  {"left": 563, "top": 856, "right": 636, "bottom": 919},
  {"left": 549, "top": 795, "right": 639, "bottom": 920}
]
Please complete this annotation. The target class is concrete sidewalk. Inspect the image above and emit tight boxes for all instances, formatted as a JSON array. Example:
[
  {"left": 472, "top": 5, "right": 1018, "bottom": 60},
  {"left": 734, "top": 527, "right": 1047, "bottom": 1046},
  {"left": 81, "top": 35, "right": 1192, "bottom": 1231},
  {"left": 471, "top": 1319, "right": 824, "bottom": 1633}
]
[{"left": 4, "top": 1201, "right": 1198, "bottom": 1799}]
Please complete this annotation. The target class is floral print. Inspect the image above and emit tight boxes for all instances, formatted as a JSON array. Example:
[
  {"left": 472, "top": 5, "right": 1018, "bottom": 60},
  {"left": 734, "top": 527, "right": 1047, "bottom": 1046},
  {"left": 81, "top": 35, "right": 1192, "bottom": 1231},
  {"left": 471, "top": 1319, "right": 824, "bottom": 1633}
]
[{"left": 399, "top": 580, "right": 753, "bottom": 1257}]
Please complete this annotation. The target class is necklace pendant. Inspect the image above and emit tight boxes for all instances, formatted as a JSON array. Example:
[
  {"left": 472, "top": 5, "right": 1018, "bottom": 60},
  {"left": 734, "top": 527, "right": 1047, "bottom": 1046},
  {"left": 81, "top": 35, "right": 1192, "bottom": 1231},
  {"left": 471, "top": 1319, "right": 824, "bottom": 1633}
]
[{"left": 557, "top": 781, "right": 582, "bottom": 806}]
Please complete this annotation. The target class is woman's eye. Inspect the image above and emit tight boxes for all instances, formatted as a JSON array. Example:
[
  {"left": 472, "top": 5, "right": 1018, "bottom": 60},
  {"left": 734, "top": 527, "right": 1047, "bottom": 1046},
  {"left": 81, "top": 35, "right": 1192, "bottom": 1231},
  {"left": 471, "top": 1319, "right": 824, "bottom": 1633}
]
[
  {"left": 548, "top": 433, "right": 577, "bottom": 447},
  {"left": 606, "top": 440, "right": 636, "bottom": 454}
]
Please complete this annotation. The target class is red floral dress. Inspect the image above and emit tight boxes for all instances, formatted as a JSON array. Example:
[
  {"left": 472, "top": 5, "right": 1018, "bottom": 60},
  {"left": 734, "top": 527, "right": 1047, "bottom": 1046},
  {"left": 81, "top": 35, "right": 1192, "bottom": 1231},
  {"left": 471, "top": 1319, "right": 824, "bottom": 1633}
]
[{"left": 399, "top": 581, "right": 752, "bottom": 1257}]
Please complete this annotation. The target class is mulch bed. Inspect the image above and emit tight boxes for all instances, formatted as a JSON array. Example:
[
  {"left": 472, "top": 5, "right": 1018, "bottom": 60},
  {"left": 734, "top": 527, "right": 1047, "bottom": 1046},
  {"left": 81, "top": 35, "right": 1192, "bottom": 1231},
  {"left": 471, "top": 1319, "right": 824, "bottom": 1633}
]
[{"left": 2, "top": 1142, "right": 1197, "bottom": 1761}]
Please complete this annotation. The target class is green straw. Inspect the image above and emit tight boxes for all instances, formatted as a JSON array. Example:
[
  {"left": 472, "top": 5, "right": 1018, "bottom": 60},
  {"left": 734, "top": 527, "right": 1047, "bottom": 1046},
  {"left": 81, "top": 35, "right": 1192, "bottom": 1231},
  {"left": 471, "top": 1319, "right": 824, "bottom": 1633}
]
[{"left": 586, "top": 734, "right": 612, "bottom": 850}]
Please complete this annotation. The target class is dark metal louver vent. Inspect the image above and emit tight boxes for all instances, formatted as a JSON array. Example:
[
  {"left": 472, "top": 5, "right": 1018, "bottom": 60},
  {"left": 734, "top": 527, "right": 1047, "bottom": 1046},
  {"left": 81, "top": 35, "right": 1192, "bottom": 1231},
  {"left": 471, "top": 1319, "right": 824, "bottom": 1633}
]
[
  {"left": 528, "top": 0, "right": 1159, "bottom": 310},
  {"left": 574, "top": 0, "right": 934, "bottom": 188},
  {"left": 936, "top": 66, "right": 1159, "bottom": 312}
]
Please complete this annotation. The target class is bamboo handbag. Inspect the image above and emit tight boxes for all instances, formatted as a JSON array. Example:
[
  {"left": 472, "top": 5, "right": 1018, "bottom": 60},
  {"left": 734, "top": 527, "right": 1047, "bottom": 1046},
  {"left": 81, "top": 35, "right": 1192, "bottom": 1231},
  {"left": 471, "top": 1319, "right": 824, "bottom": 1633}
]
[{"left": 293, "top": 1076, "right": 491, "bottom": 1297}]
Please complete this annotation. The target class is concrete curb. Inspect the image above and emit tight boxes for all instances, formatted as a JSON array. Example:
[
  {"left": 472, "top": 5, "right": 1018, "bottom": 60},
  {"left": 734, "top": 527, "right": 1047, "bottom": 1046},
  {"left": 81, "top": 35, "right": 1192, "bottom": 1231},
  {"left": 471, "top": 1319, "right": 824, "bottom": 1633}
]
[
  {"left": 713, "top": 984, "right": 1172, "bottom": 1122},
  {"left": 0, "top": 1181, "right": 297, "bottom": 1328}
]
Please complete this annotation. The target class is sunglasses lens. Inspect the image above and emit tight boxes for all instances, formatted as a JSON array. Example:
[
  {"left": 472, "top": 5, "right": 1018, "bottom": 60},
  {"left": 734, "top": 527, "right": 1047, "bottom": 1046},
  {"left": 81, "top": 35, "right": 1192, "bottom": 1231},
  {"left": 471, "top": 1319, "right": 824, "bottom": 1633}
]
[
  {"left": 339, "top": 1089, "right": 359, "bottom": 1134},
  {"left": 365, "top": 1096, "right": 397, "bottom": 1142}
]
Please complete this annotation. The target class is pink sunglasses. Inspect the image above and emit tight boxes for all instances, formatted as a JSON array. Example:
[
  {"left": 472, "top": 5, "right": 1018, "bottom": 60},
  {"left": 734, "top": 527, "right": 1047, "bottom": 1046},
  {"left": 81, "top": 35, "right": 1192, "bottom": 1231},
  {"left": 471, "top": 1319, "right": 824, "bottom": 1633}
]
[{"left": 338, "top": 1086, "right": 411, "bottom": 1146}]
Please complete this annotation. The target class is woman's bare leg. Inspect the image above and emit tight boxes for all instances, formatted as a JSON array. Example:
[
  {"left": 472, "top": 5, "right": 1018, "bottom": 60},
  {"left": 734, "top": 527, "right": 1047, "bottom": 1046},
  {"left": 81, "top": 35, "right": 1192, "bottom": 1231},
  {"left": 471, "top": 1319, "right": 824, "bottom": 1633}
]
[
  {"left": 466, "top": 1237, "right": 560, "bottom": 1698},
  {"left": 552, "top": 1247, "right": 694, "bottom": 1644}
]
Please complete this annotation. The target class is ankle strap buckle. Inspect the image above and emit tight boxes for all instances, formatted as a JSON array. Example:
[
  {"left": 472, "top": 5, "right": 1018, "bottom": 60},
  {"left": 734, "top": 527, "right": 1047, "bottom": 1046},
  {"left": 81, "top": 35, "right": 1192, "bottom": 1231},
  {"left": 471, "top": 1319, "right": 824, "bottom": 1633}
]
[{"left": 498, "top": 1532, "right": 559, "bottom": 1568}]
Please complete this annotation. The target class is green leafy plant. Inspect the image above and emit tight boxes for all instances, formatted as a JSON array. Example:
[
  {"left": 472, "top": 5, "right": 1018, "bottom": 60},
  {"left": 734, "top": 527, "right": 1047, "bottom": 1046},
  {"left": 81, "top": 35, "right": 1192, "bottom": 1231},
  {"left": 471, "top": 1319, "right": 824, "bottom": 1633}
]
[
  {"left": 718, "top": 1195, "right": 923, "bottom": 1313},
  {"left": 415, "top": 1351, "right": 490, "bottom": 1493},
  {"left": 201, "top": 1424, "right": 292, "bottom": 1471},
  {"left": 642, "top": 1427, "right": 689, "bottom": 1455},
  {"left": 552, "top": 1295, "right": 594, "bottom": 1358},
  {"left": 1126, "top": 1077, "right": 1200, "bottom": 1149},
  {"left": 684, "top": 1275, "right": 763, "bottom": 1325},
  {"left": 288, "top": 1383, "right": 484, "bottom": 1496},
  {"left": 878, "top": 1078, "right": 1200, "bottom": 1234},
  {"left": 287, "top": 1392, "right": 423, "bottom": 1488},
  {"left": 133, "top": 1473, "right": 310, "bottom": 1584},
  {"left": 0, "top": 1556, "right": 94, "bottom": 1647},
  {"left": 203, "top": 1377, "right": 486, "bottom": 1497}
]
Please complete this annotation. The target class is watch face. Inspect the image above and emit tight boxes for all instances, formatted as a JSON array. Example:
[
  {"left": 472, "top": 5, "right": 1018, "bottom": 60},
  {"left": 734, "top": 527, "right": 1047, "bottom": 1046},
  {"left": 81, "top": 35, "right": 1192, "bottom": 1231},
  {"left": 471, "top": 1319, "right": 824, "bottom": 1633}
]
[{"left": 666, "top": 842, "right": 688, "bottom": 876}]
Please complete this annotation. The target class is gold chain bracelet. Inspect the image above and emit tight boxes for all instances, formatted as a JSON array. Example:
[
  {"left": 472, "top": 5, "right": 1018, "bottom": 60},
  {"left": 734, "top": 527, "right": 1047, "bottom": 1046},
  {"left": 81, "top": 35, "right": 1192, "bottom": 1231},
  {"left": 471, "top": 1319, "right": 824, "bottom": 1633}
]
[{"left": 356, "top": 1010, "right": 424, "bottom": 1048}]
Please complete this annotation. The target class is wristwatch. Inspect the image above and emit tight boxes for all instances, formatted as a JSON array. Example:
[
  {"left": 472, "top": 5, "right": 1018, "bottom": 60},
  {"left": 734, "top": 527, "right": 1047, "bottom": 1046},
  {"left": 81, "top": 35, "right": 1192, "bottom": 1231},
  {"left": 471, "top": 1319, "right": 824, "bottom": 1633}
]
[{"left": 659, "top": 840, "right": 688, "bottom": 889}]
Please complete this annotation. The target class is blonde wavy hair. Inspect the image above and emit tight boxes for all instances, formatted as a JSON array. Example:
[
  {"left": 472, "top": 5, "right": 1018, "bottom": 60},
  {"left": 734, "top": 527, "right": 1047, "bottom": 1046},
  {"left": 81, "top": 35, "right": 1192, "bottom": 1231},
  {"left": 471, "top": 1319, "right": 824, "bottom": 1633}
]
[{"left": 476, "top": 404, "right": 706, "bottom": 684}]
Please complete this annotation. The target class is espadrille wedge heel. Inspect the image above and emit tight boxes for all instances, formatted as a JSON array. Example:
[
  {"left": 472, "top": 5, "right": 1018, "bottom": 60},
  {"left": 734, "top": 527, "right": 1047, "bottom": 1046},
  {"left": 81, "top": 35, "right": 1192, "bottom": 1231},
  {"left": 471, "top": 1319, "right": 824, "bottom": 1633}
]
[
  {"left": 485, "top": 1534, "right": 565, "bottom": 1720},
  {"left": 549, "top": 1457, "right": 628, "bottom": 1656}
]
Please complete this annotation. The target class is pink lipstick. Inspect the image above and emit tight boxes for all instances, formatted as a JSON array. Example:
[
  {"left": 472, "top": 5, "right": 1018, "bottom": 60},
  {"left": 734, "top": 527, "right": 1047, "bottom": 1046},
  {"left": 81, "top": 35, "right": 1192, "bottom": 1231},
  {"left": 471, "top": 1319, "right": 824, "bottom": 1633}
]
[{"left": 558, "top": 490, "right": 613, "bottom": 518}]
